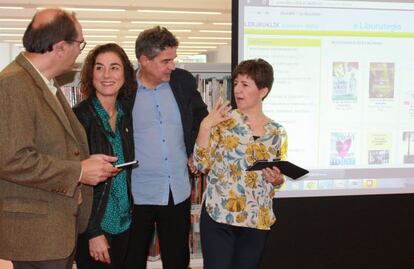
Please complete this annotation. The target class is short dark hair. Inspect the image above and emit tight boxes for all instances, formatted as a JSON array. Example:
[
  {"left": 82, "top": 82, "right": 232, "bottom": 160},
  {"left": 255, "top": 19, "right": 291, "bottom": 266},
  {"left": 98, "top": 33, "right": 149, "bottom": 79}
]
[
  {"left": 80, "top": 43, "right": 137, "bottom": 99},
  {"left": 23, "top": 10, "right": 78, "bottom": 53},
  {"left": 232, "top": 58, "right": 274, "bottom": 100},
  {"left": 135, "top": 26, "right": 179, "bottom": 60}
]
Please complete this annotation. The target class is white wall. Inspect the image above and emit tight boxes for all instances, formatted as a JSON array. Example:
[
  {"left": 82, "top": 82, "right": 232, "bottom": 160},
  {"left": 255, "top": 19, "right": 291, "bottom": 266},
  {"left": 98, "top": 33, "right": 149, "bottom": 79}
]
[
  {"left": 0, "top": 43, "right": 23, "bottom": 71},
  {"left": 207, "top": 45, "right": 231, "bottom": 63},
  {"left": 0, "top": 43, "right": 12, "bottom": 71}
]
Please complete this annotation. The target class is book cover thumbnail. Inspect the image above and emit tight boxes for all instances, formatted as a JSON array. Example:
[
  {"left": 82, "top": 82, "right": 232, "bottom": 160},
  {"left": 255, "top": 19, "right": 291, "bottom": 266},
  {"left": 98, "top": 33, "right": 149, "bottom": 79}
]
[
  {"left": 367, "top": 133, "right": 391, "bottom": 165},
  {"left": 332, "top": 61, "right": 358, "bottom": 101},
  {"left": 368, "top": 150, "right": 389, "bottom": 165},
  {"left": 330, "top": 132, "right": 356, "bottom": 165},
  {"left": 369, "top": 62, "right": 395, "bottom": 98},
  {"left": 402, "top": 131, "right": 414, "bottom": 163},
  {"left": 403, "top": 89, "right": 414, "bottom": 106}
]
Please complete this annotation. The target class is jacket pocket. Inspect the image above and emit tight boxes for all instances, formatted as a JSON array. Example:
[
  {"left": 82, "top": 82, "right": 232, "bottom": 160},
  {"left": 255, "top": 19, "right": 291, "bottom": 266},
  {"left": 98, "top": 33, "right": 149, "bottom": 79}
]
[{"left": 2, "top": 197, "right": 49, "bottom": 215}]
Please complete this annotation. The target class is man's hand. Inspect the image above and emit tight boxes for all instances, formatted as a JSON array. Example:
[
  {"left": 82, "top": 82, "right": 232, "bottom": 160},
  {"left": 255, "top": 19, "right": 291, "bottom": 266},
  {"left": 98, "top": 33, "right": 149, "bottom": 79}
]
[
  {"left": 187, "top": 154, "right": 199, "bottom": 175},
  {"left": 80, "top": 154, "right": 119, "bottom": 186}
]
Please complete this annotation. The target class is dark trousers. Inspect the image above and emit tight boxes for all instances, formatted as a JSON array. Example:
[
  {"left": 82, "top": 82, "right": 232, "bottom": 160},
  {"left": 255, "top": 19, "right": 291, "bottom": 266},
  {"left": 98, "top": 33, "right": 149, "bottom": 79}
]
[
  {"left": 200, "top": 205, "right": 269, "bottom": 269},
  {"left": 125, "top": 193, "right": 191, "bottom": 269},
  {"left": 75, "top": 229, "right": 130, "bottom": 269},
  {"left": 12, "top": 251, "right": 75, "bottom": 269}
]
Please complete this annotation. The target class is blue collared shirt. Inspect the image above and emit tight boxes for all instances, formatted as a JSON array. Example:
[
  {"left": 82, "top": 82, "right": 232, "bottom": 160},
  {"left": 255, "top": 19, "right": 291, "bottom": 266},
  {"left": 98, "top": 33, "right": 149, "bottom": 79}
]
[{"left": 131, "top": 79, "right": 190, "bottom": 205}]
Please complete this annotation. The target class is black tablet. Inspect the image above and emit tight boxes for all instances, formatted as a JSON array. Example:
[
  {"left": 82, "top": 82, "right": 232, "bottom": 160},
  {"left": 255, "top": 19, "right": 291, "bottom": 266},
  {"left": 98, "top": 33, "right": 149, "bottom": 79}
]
[{"left": 246, "top": 160, "right": 308, "bottom": 179}]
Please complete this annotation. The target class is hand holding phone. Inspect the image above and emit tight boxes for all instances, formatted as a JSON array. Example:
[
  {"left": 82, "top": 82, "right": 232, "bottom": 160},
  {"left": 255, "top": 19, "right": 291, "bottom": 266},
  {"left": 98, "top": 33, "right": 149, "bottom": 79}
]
[{"left": 114, "top": 160, "right": 139, "bottom": 169}]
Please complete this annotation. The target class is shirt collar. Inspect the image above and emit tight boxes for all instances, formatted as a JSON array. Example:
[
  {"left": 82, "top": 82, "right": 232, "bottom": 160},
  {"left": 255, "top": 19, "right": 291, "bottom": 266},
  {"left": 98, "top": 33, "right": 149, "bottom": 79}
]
[
  {"left": 136, "top": 68, "right": 169, "bottom": 92},
  {"left": 23, "top": 53, "right": 57, "bottom": 95}
]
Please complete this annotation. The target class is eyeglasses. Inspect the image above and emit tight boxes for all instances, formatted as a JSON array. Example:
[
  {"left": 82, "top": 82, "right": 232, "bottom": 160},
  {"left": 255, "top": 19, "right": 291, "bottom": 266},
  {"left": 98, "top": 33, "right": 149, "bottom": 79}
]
[{"left": 70, "top": 39, "right": 87, "bottom": 51}]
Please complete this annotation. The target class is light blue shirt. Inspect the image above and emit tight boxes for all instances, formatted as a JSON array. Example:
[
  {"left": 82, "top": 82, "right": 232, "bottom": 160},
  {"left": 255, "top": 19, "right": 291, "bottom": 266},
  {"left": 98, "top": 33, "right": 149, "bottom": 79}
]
[{"left": 131, "top": 79, "right": 190, "bottom": 205}]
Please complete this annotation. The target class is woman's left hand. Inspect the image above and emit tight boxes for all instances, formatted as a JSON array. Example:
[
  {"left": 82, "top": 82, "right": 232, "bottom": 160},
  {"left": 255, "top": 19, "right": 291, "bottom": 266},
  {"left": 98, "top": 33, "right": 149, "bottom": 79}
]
[
  {"left": 262, "top": 167, "right": 284, "bottom": 186},
  {"left": 89, "top": 235, "right": 111, "bottom": 264}
]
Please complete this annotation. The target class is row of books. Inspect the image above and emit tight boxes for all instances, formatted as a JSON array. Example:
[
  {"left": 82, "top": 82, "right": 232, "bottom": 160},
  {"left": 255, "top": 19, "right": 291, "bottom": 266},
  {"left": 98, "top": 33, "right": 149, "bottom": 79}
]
[
  {"left": 61, "top": 86, "right": 84, "bottom": 107},
  {"left": 196, "top": 75, "right": 232, "bottom": 111}
]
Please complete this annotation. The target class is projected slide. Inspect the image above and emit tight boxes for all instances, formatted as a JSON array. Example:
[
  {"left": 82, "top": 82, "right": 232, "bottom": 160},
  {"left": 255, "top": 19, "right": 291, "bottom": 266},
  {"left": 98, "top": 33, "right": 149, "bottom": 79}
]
[{"left": 237, "top": 0, "right": 414, "bottom": 197}]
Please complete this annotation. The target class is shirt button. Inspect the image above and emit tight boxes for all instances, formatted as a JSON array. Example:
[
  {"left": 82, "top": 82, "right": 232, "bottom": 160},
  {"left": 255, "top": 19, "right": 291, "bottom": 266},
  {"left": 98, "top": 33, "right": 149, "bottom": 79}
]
[
  {"left": 162, "top": 139, "right": 166, "bottom": 142},
  {"left": 160, "top": 121, "right": 162, "bottom": 124},
  {"left": 165, "top": 157, "right": 168, "bottom": 160},
  {"left": 73, "top": 150, "right": 80, "bottom": 156}
]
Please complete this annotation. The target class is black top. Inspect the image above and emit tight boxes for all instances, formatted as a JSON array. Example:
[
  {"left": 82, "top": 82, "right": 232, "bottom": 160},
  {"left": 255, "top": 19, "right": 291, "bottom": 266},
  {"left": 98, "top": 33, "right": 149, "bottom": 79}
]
[{"left": 73, "top": 97, "right": 135, "bottom": 239}]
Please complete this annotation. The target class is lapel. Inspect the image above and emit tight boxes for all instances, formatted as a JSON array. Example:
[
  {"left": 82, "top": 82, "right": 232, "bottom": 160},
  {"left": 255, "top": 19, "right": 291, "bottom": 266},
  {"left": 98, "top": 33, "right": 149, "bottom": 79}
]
[
  {"left": 169, "top": 70, "right": 186, "bottom": 118},
  {"left": 56, "top": 87, "right": 87, "bottom": 145},
  {"left": 15, "top": 53, "right": 79, "bottom": 143}
]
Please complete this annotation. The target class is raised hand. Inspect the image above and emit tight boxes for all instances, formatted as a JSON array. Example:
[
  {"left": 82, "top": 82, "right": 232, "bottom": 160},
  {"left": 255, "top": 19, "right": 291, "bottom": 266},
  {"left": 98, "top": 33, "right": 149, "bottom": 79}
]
[
  {"left": 196, "top": 98, "right": 232, "bottom": 148},
  {"left": 201, "top": 98, "right": 232, "bottom": 130}
]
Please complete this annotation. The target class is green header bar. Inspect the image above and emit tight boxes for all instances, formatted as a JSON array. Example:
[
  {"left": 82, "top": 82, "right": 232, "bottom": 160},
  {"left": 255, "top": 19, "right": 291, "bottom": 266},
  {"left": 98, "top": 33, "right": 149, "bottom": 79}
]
[
  {"left": 248, "top": 38, "right": 321, "bottom": 47},
  {"left": 245, "top": 28, "right": 414, "bottom": 38}
]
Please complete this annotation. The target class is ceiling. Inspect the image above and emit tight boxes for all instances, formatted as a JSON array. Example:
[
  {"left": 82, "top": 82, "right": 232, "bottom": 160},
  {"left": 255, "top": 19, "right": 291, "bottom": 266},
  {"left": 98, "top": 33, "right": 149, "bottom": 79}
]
[{"left": 0, "top": 0, "right": 232, "bottom": 63}]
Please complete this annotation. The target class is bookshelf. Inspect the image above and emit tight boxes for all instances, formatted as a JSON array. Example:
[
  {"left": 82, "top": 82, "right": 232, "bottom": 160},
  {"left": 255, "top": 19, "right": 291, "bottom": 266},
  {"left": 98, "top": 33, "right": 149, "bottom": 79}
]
[{"left": 178, "top": 63, "right": 232, "bottom": 111}]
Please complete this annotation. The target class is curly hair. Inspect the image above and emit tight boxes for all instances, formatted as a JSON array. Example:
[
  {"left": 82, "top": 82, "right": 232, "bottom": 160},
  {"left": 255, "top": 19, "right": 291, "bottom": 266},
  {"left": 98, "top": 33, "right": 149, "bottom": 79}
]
[
  {"left": 233, "top": 58, "right": 274, "bottom": 100},
  {"left": 135, "top": 26, "right": 179, "bottom": 60},
  {"left": 80, "top": 43, "right": 137, "bottom": 98}
]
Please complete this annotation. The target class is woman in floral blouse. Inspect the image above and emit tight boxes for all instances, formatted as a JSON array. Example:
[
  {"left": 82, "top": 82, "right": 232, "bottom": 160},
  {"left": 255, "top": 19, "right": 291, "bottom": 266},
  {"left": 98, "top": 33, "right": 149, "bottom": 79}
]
[{"left": 193, "top": 58, "right": 287, "bottom": 269}]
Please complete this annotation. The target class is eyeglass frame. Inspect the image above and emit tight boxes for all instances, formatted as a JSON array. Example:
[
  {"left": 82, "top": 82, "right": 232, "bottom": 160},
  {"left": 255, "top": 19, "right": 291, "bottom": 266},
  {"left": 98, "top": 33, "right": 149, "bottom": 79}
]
[{"left": 69, "top": 39, "right": 87, "bottom": 51}]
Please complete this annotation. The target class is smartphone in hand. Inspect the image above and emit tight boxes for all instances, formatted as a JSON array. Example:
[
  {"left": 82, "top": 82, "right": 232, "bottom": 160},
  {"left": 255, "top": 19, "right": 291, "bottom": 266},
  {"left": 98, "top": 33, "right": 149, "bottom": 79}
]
[{"left": 114, "top": 160, "right": 139, "bottom": 168}]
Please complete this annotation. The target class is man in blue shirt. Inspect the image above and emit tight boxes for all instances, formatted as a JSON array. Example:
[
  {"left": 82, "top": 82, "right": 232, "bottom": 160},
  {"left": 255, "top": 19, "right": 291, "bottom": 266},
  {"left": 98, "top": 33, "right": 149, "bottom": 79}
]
[{"left": 125, "top": 26, "right": 208, "bottom": 269}]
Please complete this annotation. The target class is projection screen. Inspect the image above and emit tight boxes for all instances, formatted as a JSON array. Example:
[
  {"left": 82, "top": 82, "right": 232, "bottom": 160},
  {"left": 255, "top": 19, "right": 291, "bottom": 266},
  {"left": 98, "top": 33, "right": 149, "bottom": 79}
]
[{"left": 236, "top": 0, "right": 414, "bottom": 197}]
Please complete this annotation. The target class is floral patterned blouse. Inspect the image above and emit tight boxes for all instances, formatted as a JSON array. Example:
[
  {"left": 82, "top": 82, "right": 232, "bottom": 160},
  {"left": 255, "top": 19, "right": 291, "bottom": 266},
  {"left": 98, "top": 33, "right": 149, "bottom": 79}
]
[{"left": 193, "top": 109, "right": 288, "bottom": 230}]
